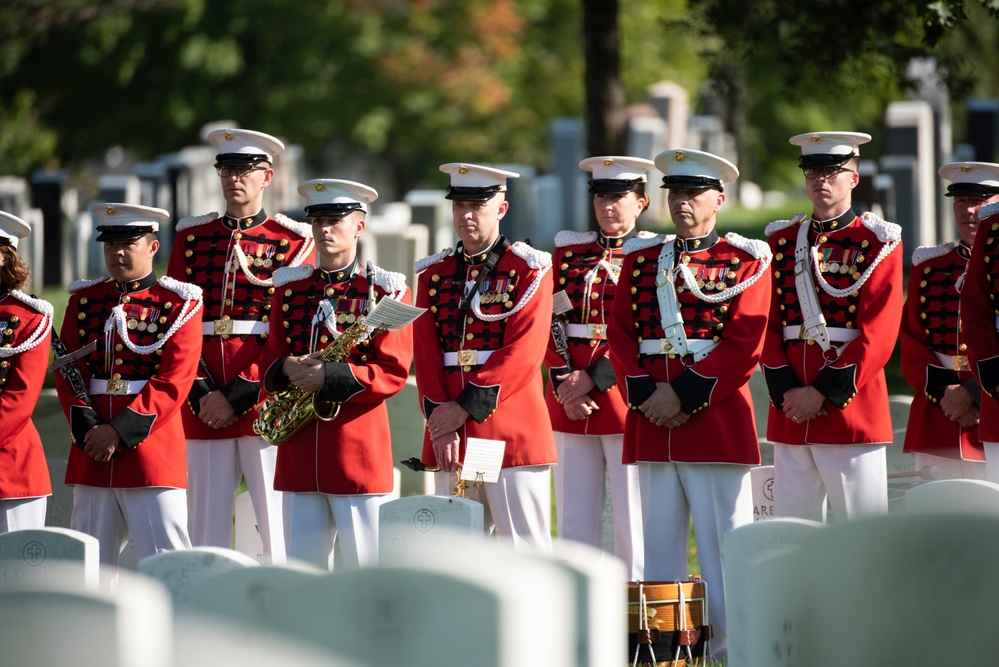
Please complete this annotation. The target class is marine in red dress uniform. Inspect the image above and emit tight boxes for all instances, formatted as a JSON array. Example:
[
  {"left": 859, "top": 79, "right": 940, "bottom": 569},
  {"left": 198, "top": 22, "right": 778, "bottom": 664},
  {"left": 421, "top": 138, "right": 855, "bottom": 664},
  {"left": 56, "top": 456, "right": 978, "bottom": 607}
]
[
  {"left": 608, "top": 149, "right": 770, "bottom": 659},
  {"left": 258, "top": 179, "right": 413, "bottom": 570},
  {"left": 168, "top": 128, "right": 313, "bottom": 561},
  {"left": 545, "top": 156, "right": 651, "bottom": 579},
  {"left": 761, "top": 132, "right": 902, "bottom": 522},
  {"left": 901, "top": 162, "right": 999, "bottom": 480},
  {"left": 56, "top": 204, "right": 201, "bottom": 566},
  {"left": 414, "top": 163, "right": 556, "bottom": 551},
  {"left": 958, "top": 163, "right": 999, "bottom": 482},
  {"left": 0, "top": 211, "right": 52, "bottom": 533}
]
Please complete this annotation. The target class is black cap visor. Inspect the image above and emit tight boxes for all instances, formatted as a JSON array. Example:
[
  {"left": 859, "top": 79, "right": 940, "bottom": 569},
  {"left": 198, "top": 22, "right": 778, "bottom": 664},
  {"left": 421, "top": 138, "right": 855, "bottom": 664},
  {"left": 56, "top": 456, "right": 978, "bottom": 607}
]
[
  {"left": 661, "top": 175, "right": 724, "bottom": 192},
  {"left": 589, "top": 178, "right": 644, "bottom": 195},
  {"left": 96, "top": 225, "right": 157, "bottom": 243},
  {"left": 305, "top": 202, "right": 364, "bottom": 218},
  {"left": 445, "top": 185, "right": 504, "bottom": 202},
  {"left": 214, "top": 153, "right": 271, "bottom": 167},
  {"left": 945, "top": 182, "right": 999, "bottom": 197},
  {"left": 798, "top": 152, "right": 855, "bottom": 170}
]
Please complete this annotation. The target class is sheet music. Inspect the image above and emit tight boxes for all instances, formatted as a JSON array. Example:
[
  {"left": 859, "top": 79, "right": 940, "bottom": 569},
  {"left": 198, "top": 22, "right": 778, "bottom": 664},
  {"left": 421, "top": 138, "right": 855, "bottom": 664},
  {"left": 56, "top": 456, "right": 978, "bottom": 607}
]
[
  {"left": 364, "top": 298, "right": 427, "bottom": 331},
  {"left": 461, "top": 438, "right": 506, "bottom": 484}
]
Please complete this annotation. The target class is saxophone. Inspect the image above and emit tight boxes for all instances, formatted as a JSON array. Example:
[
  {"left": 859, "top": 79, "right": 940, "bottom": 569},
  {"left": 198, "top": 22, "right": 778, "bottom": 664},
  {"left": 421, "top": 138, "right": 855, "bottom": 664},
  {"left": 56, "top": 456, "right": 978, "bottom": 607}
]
[{"left": 253, "top": 316, "right": 373, "bottom": 445}]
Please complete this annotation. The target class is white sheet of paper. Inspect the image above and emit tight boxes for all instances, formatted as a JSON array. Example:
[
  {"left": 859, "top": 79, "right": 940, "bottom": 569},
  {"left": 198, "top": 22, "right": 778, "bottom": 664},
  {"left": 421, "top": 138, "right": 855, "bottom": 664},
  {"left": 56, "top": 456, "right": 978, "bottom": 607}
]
[
  {"left": 461, "top": 438, "right": 506, "bottom": 484},
  {"left": 364, "top": 297, "right": 426, "bottom": 331}
]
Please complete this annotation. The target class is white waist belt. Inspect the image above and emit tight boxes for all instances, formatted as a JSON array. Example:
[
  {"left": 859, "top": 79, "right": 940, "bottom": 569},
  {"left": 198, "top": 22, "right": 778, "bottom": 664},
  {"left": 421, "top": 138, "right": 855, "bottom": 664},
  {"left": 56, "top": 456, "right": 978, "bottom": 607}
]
[
  {"left": 565, "top": 323, "right": 607, "bottom": 340},
  {"left": 90, "top": 378, "right": 148, "bottom": 396},
  {"left": 934, "top": 351, "right": 970, "bottom": 372},
  {"left": 202, "top": 320, "right": 269, "bottom": 336},
  {"left": 443, "top": 350, "right": 496, "bottom": 367},
  {"left": 782, "top": 326, "right": 860, "bottom": 343},
  {"left": 638, "top": 338, "right": 716, "bottom": 361}
]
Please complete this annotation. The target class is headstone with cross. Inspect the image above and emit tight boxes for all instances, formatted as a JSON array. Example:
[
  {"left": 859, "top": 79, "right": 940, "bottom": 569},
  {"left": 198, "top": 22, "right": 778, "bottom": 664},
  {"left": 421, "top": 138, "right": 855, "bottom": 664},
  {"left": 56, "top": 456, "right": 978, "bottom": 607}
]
[
  {"left": 0, "top": 527, "right": 99, "bottom": 590},
  {"left": 377, "top": 494, "right": 483, "bottom": 564},
  {"left": 137, "top": 546, "right": 258, "bottom": 614}
]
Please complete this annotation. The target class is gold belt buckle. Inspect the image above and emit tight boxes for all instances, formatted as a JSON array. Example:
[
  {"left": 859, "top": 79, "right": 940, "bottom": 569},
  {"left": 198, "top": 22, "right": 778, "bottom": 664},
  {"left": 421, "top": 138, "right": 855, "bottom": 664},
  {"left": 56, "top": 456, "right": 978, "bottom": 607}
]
[
  {"left": 106, "top": 378, "right": 130, "bottom": 396},
  {"left": 457, "top": 349, "right": 478, "bottom": 366},
  {"left": 587, "top": 324, "right": 606, "bottom": 340},
  {"left": 658, "top": 339, "right": 673, "bottom": 354},
  {"left": 214, "top": 319, "right": 234, "bottom": 335},
  {"left": 955, "top": 355, "right": 969, "bottom": 371}
]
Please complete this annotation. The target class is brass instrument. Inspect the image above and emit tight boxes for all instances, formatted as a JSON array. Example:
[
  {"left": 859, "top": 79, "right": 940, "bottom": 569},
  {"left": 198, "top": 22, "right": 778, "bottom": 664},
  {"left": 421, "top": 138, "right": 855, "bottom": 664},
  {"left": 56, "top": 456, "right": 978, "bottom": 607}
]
[
  {"left": 253, "top": 316, "right": 376, "bottom": 445},
  {"left": 399, "top": 458, "right": 479, "bottom": 498}
]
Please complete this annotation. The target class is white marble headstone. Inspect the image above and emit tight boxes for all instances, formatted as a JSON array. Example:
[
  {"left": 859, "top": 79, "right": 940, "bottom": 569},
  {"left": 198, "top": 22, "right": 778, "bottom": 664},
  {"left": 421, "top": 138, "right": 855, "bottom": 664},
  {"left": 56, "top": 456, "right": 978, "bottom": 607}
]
[
  {"left": 0, "top": 570, "right": 172, "bottom": 667},
  {"left": 378, "top": 494, "right": 483, "bottom": 563},
  {"left": 186, "top": 563, "right": 323, "bottom": 624},
  {"left": 138, "top": 546, "right": 258, "bottom": 612},
  {"left": 750, "top": 465, "right": 776, "bottom": 522},
  {"left": 0, "top": 527, "right": 99, "bottom": 590},
  {"left": 266, "top": 544, "right": 577, "bottom": 667},
  {"left": 722, "top": 518, "right": 822, "bottom": 667},
  {"left": 905, "top": 479, "right": 999, "bottom": 515}
]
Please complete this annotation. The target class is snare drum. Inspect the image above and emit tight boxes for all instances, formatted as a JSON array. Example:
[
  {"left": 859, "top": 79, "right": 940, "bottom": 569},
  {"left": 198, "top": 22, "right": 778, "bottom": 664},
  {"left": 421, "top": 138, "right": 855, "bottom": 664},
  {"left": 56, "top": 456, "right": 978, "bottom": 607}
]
[{"left": 627, "top": 580, "right": 712, "bottom": 666}]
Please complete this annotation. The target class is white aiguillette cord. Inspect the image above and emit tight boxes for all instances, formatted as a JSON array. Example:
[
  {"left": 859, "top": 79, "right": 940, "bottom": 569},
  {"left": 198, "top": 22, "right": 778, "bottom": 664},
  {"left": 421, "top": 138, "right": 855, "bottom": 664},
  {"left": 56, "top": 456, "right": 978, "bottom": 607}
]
[
  {"left": 655, "top": 240, "right": 689, "bottom": 357},
  {"left": 792, "top": 214, "right": 833, "bottom": 353}
]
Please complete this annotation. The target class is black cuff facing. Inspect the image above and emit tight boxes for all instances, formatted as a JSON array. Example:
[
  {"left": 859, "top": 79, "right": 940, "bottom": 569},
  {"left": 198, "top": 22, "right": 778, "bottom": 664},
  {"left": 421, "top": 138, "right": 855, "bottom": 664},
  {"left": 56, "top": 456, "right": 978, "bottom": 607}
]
[
  {"left": 109, "top": 407, "right": 156, "bottom": 449},
  {"left": 763, "top": 365, "right": 800, "bottom": 409},
  {"left": 219, "top": 376, "right": 261, "bottom": 417},
  {"left": 625, "top": 375, "right": 657, "bottom": 411},
  {"left": 263, "top": 357, "right": 291, "bottom": 394},
  {"left": 670, "top": 369, "right": 718, "bottom": 415},
  {"left": 586, "top": 357, "right": 617, "bottom": 393},
  {"left": 320, "top": 361, "right": 364, "bottom": 403},
  {"left": 812, "top": 364, "right": 858, "bottom": 410},
  {"left": 963, "top": 377, "right": 983, "bottom": 406},
  {"left": 423, "top": 396, "right": 441, "bottom": 420},
  {"left": 187, "top": 378, "right": 213, "bottom": 415},
  {"left": 455, "top": 383, "right": 500, "bottom": 423},
  {"left": 978, "top": 357, "right": 999, "bottom": 399},
  {"left": 70, "top": 405, "right": 100, "bottom": 449},
  {"left": 547, "top": 366, "right": 570, "bottom": 396},
  {"left": 925, "top": 365, "right": 962, "bottom": 405}
]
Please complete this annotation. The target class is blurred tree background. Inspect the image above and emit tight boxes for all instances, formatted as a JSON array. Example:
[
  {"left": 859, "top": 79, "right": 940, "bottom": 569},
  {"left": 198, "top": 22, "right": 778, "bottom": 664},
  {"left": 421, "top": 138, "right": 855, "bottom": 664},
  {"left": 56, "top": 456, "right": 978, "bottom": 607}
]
[{"left": 1, "top": 0, "right": 997, "bottom": 198}]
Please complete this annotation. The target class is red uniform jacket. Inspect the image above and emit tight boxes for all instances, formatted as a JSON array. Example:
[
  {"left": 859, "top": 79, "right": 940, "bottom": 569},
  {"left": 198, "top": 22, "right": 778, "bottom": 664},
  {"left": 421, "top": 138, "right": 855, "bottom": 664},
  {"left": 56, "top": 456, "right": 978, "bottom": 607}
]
[
  {"left": 259, "top": 262, "right": 412, "bottom": 495},
  {"left": 414, "top": 239, "right": 557, "bottom": 469},
  {"left": 544, "top": 230, "right": 634, "bottom": 436},
  {"left": 0, "top": 290, "right": 53, "bottom": 499},
  {"left": 607, "top": 230, "right": 770, "bottom": 465},
  {"left": 56, "top": 274, "right": 203, "bottom": 488},
  {"left": 901, "top": 243, "right": 982, "bottom": 460},
  {"left": 761, "top": 209, "right": 902, "bottom": 445},
  {"left": 167, "top": 210, "right": 314, "bottom": 440},
  {"left": 961, "top": 202, "right": 999, "bottom": 442}
]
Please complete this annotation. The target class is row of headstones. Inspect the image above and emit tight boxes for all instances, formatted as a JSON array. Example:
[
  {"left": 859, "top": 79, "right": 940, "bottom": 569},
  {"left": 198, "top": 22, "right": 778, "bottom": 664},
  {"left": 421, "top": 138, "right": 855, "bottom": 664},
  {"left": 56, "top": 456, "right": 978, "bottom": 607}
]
[{"left": 0, "top": 494, "right": 628, "bottom": 667}]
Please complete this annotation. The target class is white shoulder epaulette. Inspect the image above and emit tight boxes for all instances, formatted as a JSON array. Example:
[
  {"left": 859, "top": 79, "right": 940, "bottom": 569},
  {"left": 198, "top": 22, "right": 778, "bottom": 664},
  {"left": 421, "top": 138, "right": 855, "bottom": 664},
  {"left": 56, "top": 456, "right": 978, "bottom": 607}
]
[
  {"left": 272, "top": 212, "right": 313, "bottom": 238},
  {"left": 158, "top": 276, "right": 203, "bottom": 301},
  {"left": 764, "top": 213, "right": 807, "bottom": 237},
  {"left": 69, "top": 276, "right": 111, "bottom": 294},
  {"left": 414, "top": 248, "right": 454, "bottom": 274},
  {"left": 725, "top": 232, "right": 773, "bottom": 260},
  {"left": 271, "top": 265, "right": 313, "bottom": 288},
  {"left": 978, "top": 201, "right": 999, "bottom": 222},
  {"left": 175, "top": 212, "right": 219, "bottom": 232},
  {"left": 510, "top": 242, "right": 551, "bottom": 269},
  {"left": 554, "top": 230, "right": 597, "bottom": 247},
  {"left": 370, "top": 265, "right": 407, "bottom": 295},
  {"left": 623, "top": 234, "right": 665, "bottom": 254},
  {"left": 912, "top": 243, "right": 955, "bottom": 266},
  {"left": 9, "top": 291, "right": 54, "bottom": 318},
  {"left": 860, "top": 211, "right": 901, "bottom": 243}
]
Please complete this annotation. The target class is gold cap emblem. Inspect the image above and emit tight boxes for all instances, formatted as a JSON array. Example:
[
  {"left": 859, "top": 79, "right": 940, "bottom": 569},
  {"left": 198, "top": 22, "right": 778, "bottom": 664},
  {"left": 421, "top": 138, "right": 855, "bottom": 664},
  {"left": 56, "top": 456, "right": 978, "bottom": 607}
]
[
  {"left": 106, "top": 206, "right": 117, "bottom": 215},
  {"left": 675, "top": 151, "right": 685, "bottom": 162},
  {"left": 961, "top": 165, "right": 972, "bottom": 172},
  {"left": 458, "top": 166, "right": 469, "bottom": 174},
  {"left": 603, "top": 158, "right": 615, "bottom": 166},
  {"left": 810, "top": 135, "right": 821, "bottom": 142},
  {"left": 224, "top": 132, "right": 234, "bottom": 141},
  {"left": 315, "top": 183, "right": 326, "bottom": 191}
]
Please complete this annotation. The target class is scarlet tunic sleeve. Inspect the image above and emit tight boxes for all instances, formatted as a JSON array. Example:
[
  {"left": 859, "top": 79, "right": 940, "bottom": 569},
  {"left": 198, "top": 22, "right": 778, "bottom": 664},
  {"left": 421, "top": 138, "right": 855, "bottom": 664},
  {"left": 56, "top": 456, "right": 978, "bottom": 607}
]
[
  {"left": 0, "top": 308, "right": 50, "bottom": 443},
  {"left": 963, "top": 207, "right": 999, "bottom": 398}
]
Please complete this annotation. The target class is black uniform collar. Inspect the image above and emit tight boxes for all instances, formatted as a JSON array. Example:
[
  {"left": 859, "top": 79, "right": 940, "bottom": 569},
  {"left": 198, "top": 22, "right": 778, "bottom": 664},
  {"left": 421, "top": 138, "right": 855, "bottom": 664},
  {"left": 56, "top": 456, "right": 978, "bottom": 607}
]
[
  {"left": 598, "top": 227, "right": 638, "bottom": 249},
  {"left": 222, "top": 209, "right": 268, "bottom": 231},
  {"left": 810, "top": 207, "right": 856, "bottom": 234},
  {"left": 674, "top": 229, "right": 719, "bottom": 253},
  {"left": 958, "top": 242, "right": 972, "bottom": 260},
  {"left": 318, "top": 258, "right": 360, "bottom": 284},
  {"left": 113, "top": 271, "right": 157, "bottom": 294}
]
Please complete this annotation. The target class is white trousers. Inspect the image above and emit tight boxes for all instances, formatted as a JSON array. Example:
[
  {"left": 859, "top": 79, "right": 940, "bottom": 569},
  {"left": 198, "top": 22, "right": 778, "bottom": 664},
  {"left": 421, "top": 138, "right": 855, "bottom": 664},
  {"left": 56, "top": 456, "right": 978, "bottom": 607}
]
[
  {"left": 638, "top": 462, "right": 752, "bottom": 661},
  {"left": 554, "top": 431, "right": 644, "bottom": 579},
  {"left": 434, "top": 465, "right": 553, "bottom": 552},
  {"left": 186, "top": 436, "right": 285, "bottom": 562},
  {"left": 981, "top": 443, "right": 999, "bottom": 485},
  {"left": 914, "top": 452, "right": 987, "bottom": 482},
  {"left": 71, "top": 486, "right": 191, "bottom": 567},
  {"left": 773, "top": 443, "right": 888, "bottom": 522},
  {"left": 282, "top": 492, "right": 384, "bottom": 571},
  {"left": 0, "top": 496, "right": 47, "bottom": 533}
]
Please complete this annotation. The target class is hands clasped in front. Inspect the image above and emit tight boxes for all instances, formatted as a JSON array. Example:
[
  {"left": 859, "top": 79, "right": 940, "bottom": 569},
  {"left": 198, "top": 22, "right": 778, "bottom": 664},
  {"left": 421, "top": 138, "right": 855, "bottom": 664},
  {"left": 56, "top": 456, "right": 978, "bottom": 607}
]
[
  {"left": 640, "top": 382, "right": 689, "bottom": 429},
  {"left": 556, "top": 370, "right": 600, "bottom": 421},
  {"left": 427, "top": 401, "right": 470, "bottom": 472}
]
